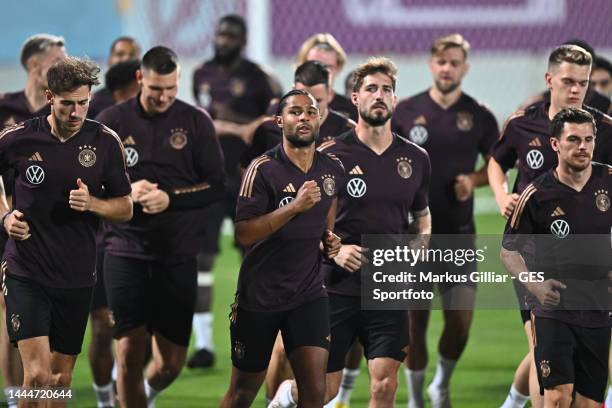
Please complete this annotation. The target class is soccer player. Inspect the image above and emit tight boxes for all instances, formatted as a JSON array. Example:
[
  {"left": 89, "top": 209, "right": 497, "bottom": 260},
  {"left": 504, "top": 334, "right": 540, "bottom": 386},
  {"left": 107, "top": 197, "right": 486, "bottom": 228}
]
[
  {"left": 241, "top": 60, "right": 355, "bottom": 170},
  {"left": 190, "top": 14, "right": 277, "bottom": 368},
  {"left": 0, "top": 33, "right": 66, "bottom": 407},
  {"left": 296, "top": 33, "right": 357, "bottom": 121},
  {"left": 0, "top": 56, "right": 132, "bottom": 406},
  {"left": 488, "top": 44, "right": 612, "bottom": 408},
  {"left": 219, "top": 89, "right": 344, "bottom": 408},
  {"left": 96, "top": 46, "right": 225, "bottom": 407},
  {"left": 88, "top": 57, "right": 140, "bottom": 408},
  {"left": 269, "top": 57, "right": 431, "bottom": 408},
  {"left": 501, "top": 107, "right": 611, "bottom": 408},
  {"left": 88, "top": 37, "right": 141, "bottom": 119},
  {"left": 591, "top": 56, "right": 612, "bottom": 99},
  {"left": 391, "top": 34, "right": 499, "bottom": 408}
]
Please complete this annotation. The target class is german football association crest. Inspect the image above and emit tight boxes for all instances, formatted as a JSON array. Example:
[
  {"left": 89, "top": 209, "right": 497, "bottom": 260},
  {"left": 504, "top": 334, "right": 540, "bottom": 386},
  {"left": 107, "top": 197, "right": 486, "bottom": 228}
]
[
  {"left": 78, "top": 145, "right": 97, "bottom": 167},
  {"left": 595, "top": 189, "right": 610, "bottom": 212},
  {"left": 456, "top": 112, "right": 473, "bottom": 131},
  {"left": 540, "top": 360, "right": 551, "bottom": 378},
  {"left": 396, "top": 157, "right": 412, "bottom": 179},
  {"left": 233, "top": 341, "right": 245, "bottom": 360},
  {"left": 322, "top": 174, "right": 336, "bottom": 196},
  {"left": 10, "top": 314, "right": 20, "bottom": 332},
  {"left": 230, "top": 79, "right": 246, "bottom": 97},
  {"left": 169, "top": 128, "right": 188, "bottom": 150},
  {"left": 198, "top": 82, "right": 212, "bottom": 108},
  {"left": 409, "top": 125, "right": 428, "bottom": 145}
]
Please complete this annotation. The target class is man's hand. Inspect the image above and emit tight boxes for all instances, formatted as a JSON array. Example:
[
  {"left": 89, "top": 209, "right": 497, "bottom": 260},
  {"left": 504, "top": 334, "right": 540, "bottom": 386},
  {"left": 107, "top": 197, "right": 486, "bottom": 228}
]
[
  {"left": 290, "top": 181, "right": 321, "bottom": 213},
  {"left": 131, "top": 179, "right": 158, "bottom": 203},
  {"left": 454, "top": 174, "right": 474, "bottom": 202},
  {"left": 69, "top": 178, "right": 91, "bottom": 212},
  {"left": 4, "top": 210, "right": 30, "bottom": 240},
  {"left": 528, "top": 279, "right": 567, "bottom": 307},
  {"left": 334, "top": 245, "right": 369, "bottom": 273},
  {"left": 323, "top": 229, "right": 341, "bottom": 259},
  {"left": 139, "top": 189, "right": 170, "bottom": 214},
  {"left": 495, "top": 192, "right": 520, "bottom": 219}
]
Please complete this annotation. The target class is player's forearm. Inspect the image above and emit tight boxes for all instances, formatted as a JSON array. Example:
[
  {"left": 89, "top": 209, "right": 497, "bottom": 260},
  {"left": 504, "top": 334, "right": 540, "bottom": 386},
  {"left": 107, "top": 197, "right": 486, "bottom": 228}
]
[
  {"left": 487, "top": 158, "right": 509, "bottom": 199},
  {"left": 89, "top": 195, "right": 133, "bottom": 222},
  {"left": 469, "top": 159, "right": 490, "bottom": 187},
  {"left": 167, "top": 182, "right": 225, "bottom": 210},
  {"left": 0, "top": 177, "right": 8, "bottom": 214},
  {"left": 234, "top": 205, "right": 300, "bottom": 247},
  {"left": 500, "top": 247, "right": 529, "bottom": 282},
  {"left": 412, "top": 208, "right": 432, "bottom": 248}
]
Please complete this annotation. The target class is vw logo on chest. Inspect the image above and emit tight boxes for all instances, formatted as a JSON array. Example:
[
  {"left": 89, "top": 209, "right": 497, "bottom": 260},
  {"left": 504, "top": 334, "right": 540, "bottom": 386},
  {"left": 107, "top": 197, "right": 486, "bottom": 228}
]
[
  {"left": 347, "top": 178, "right": 367, "bottom": 198},
  {"left": 526, "top": 149, "right": 544, "bottom": 170},
  {"left": 124, "top": 147, "right": 139, "bottom": 167},
  {"left": 25, "top": 165, "right": 45, "bottom": 185},
  {"left": 550, "top": 219, "right": 570, "bottom": 239}
]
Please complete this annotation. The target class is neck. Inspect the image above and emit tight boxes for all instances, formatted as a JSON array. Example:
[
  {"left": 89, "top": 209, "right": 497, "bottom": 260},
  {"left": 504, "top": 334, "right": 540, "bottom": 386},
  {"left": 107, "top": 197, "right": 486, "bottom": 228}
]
[
  {"left": 283, "top": 140, "right": 315, "bottom": 172},
  {"left": 429, "top": 86, "right": 462, "bottom": 109},
  {"left": 554, "top": 162, "right": 591, "bottom": 191},
  {"left": 355, "top": 120, "right": 393, "bottom": 154},
  {"left": 47, "top": 114, "right": 78, "bottom": 141},
  {"left": 214, "top": 55, "right": 241, "bottom": 70},
  {"left": 24, "top": 77, "right": 48, "bottom": 112}
]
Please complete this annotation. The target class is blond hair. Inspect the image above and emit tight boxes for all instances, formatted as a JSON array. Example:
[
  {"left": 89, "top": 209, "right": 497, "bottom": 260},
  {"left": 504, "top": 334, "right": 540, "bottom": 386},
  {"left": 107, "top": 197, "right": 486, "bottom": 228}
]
[
  {"left": 431, "top": 33, "right": 470, "bottom": 59},
  {"left": 296, "top": 33, "right": 347, "bottom": 69}
]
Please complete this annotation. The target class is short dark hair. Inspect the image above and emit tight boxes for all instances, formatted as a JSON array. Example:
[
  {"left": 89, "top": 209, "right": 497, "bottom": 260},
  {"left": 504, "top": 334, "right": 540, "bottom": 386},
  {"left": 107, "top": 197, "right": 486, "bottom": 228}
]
[
  {"left": 294, "top": 61, "right": 330, "bottom": 88},
  {"left": 106, "top": 59, "right": 140, "bottom": 93},
  {"left": 352, "top": 57, "right": 397, "bottom": 92},
  {"left": 593, "top": 56, "right": 612, "bottom": 77},
  {"left": 218, "top": 14, "right": 247, "bottom": 37},
  {"left": 109, "top": 36, "right": 141, "bottom": 56},
  {"left": 277, "top": 89, "right": 317, "bottom": 116},
  {"left": 550, "top": 107, "right": 596, "bottom": 139},
  {"left": 548, "top": 45, "right": 592, "bottom": 70},
  {"left": 47, "top": 57, "right": 100, "bottom": 94},
  {"left": 141, "top": 46, "right": 179, "bottom": 75},
  {"left": 20, "top": 34, "right": 65, "bottom": 70}
]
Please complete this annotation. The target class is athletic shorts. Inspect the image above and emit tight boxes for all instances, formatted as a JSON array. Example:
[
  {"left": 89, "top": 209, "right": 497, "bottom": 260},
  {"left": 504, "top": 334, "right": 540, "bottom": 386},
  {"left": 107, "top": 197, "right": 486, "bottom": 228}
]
[
  {"left": 532, "top": 315, "right": 610, "bottom": 402},
  {"left": 327, "top": 293, "right": 409, "bottom": 373},
  {"left": 2, "top": 272, "right": 92, "bottom": 355},
  {"left": 104, "top": 254, "right": 197, "bottom": 347},
  {"left": 229, "top": 296, "right": 330, "bottom": 372},
  {"left": 90, "top": 249, "right": 108, "bottom": 311}
]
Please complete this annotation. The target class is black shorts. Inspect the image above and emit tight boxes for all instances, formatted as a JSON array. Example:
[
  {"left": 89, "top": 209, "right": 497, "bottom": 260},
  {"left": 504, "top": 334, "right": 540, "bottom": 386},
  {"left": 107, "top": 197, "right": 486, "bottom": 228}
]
[
  {"left": 532, "top": 316, "right": 610, "bottom": 402},
  {"left": 3, "top": 273, "right": 92, "bottom": 355},
  {"left": 229, "top": 296, "right": 330, "bottom": 372},
  {"left": 90, "top": 249, "right": 108, "bottom": 311},
  {"left": 104, "top": 254, "right": 197, "bottom": 347},
  {"left": 201, "top": 201, "right": 227, "bottom": 254},
  {"left": 513, "top": 280, "right": 531, "bottom": 323},
  {"left": 327, "top": 293, "right": 408, "bottom": 373}
]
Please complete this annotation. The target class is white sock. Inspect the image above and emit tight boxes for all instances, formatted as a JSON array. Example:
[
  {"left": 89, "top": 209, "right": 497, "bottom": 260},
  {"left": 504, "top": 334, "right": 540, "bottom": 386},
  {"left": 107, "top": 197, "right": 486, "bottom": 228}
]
[
  {"left": 605, "top": 385, "right": 612, "bottom": 407},
  {"left": 193, "top": 311, "right": 214, "bottom": 350},
  {"left": 92, "top": 382, "right": 115, "bottom": 408},
  {"left": 112, "top": 360, "right": 117, "bottom": 381},
  {"left": 405, "top": 367, "right": 425, "bottom": 407},
  {"left": 4, "top": 386, "right": 19, "bottom": 408},
  {"left": 500, "top": 384, "right": 529, "bottom": 408},
  {"left": 338, "top": 368, "right": 360, "bottom": 404},
  {"left": 272, "top": 380, "right": 296, "bottom": 407},
  {"left": 324, "top": 394, "right": 339, "bottom": 408},
  {"left": 144, "top": 379, "right": 160, "bottom": 408},
  {"left": 430, "top": 356, "right": 456, "bottom": 390}
]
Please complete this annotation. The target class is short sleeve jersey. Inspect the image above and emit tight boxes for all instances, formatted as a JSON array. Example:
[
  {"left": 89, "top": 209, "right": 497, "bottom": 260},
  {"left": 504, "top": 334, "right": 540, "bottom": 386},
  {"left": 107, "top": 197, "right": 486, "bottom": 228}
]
[
  {"left": 88, "top": 87, "right": 115, "bottom": 119},
  {"left": 392, "top": 91, "right": 498, "bottom": 233},
  {"left": 503, "top": 164, "right": 612, "bottom": 328},
  {"left": 330, "top": 93, "right": 358, "bottom": 122},
  {"left": 96, "top": 96, "right": 225, "bottom": 258},
  {"left": 318, "top": 130, "right": 431, "bottom": 296},
  {"left": 235, "top": 144, "right": 345, "bottom": 312},
  {"left": 0, "top": 117, "right": 131, "bottom": 288},
  {"left": 491, "top": 102, "right": 612, "bottom": 194}
]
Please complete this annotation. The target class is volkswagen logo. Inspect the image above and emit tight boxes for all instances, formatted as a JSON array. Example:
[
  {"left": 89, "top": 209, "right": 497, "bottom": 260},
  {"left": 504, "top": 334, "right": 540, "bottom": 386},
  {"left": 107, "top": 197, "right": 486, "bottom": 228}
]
[
  {"left": 125, "top": 147, "right": 139, "bottom": 167},
  {"left": 409, "top": 125, "right": 428, "bottom": 145},
  {"left": 279, "top": 196, "right": 293, "bottom": 208},
  {"left": 550, "top": 219, "right": 570, "bottom": 239},
  {"left": 25, "top": 165, "right": 45, "bottom": 185},
  {"left": 347, "top": 178, "right": 367, "bottom": 198},
  {"left": 526, "top": 149, "right": 544, "bottom": 170}
]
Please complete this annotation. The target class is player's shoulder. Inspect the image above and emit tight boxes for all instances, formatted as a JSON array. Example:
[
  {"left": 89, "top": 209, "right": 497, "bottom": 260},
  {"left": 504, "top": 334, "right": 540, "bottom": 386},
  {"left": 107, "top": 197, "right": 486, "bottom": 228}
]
[
  {"left": 317, "top": 129, "right": 354, "bottom": 152},
  {"left": 0, "top": 118, "right": 30, "bottom": 140},
  {"left": 317, "top": 149, "right": 345, "bottom": 173},
  {"left": 460, "top": 93, "right": 496, "bottom": 117},
  {"left": 393, "top": 132, "right": 429, "bottom": 158},
  {"left": 328, "top": 109, "right": 357, "bottom": 129},
  {"left": 584, "top": 105, "right": 612, "bottom": 127},
  {"left": 0, "top": 91, "right": 23, "bottom": 106},
  {"left": 86, "top": 119, "right": 124, "bottom": 146},
  {"left": 591, "top": 161, "right": 612, "bottom": 178},
  {"left": 396, "top": 90, "right": 429, "bottom": 110}
]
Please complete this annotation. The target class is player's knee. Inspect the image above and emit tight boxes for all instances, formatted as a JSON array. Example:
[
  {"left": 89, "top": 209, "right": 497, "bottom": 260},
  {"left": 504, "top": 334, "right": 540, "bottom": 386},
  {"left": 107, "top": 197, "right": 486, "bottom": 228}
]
[
  {"left": 50, "top": 370, "right": 73, "bottom": 387},
  {"left": 226, "top": 386, "right": 258, "bottom": 408},
  {"left": 370, "top": 375, "right": 398, "bottom": 401},
  {"left": 159, "top": 359, "right": 183, "bottom": 380},
  {"left": 24, "top": 367, "right": 50, "bottom": 387},
  {"left": 545, "top": 388, "right": 572, "bottom": 406},
  {"left": 299, "top": 380, "right": 326, "bottom": 407}
]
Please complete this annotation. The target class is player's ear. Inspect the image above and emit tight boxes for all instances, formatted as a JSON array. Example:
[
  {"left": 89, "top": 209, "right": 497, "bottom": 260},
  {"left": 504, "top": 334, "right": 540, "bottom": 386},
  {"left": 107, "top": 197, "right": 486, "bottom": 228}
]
[
  {"left": 136, "top": 69, "right": 143, "bottom": 83},
  {"left": 275, "top": 114, "right": 283, "bottom": 128},
  {"left": 44, "top": 90, "right": 53, "bottom": 104},
  {"left": 550, "top": 137, "right": 559, "bottom": 152},
  {"left": 544, "top": 71, "right": 553, "bottom": 90},
  {"left": 351, "top": 91, "right": 358, "bottom": 106}
]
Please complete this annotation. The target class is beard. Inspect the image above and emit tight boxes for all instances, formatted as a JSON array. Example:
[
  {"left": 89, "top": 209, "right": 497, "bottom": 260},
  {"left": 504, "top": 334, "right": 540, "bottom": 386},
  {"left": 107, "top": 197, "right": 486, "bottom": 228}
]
[
  {"left": 285, "top": 128, "right": 317, "bottom": 148},
  {"left": 360, "top": 105, "right": 392, "bottom": 127},
  {"left": 214, "top": 46, "right": 241, "bottom": 65},
  {"left": 434, "top": 79, "right": 460, "bottom": 95}
]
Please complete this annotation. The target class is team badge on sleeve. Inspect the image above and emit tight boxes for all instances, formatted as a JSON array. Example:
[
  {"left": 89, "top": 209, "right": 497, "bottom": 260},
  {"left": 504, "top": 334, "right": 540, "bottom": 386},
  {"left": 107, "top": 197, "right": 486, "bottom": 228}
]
[
  {"left": 396, "top": 157, "right": 412, "bottom": 179},
  {"left": 456, "top": 112, "right": 474, "bottom": 131},
  {"left": 169, "top": 128, "right": 188, "bottom": 150},
  {"left": 595, "top": 189, "right": 610, "bottom": 212},
  {"left": 78, "top": 145, "right": 97, "bottom": 167},
  {"left": 322, "top": 175, "right": 336, "bottom": 196}
]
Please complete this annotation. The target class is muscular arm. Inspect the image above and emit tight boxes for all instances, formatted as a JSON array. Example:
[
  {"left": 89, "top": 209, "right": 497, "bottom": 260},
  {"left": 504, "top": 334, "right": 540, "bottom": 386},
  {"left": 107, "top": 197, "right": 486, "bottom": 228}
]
[
  {"left": 468, "top": 156, "right": 491, "bottom": 187},
  {"left": 235, "top": 202, "right": 300, "bottom": 247},
  {"left": 488, "top": 157, "right": 519, "bottom": 218},
  {"left": 89, "top": 195, "right": 133, "bottom": 222}
]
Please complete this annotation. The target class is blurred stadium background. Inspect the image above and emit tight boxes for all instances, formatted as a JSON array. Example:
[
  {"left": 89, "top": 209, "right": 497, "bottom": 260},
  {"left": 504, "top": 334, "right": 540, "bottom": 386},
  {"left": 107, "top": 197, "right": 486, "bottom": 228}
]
[{"left": 0, "top": 0, "right": 610, "bottom": 406}]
